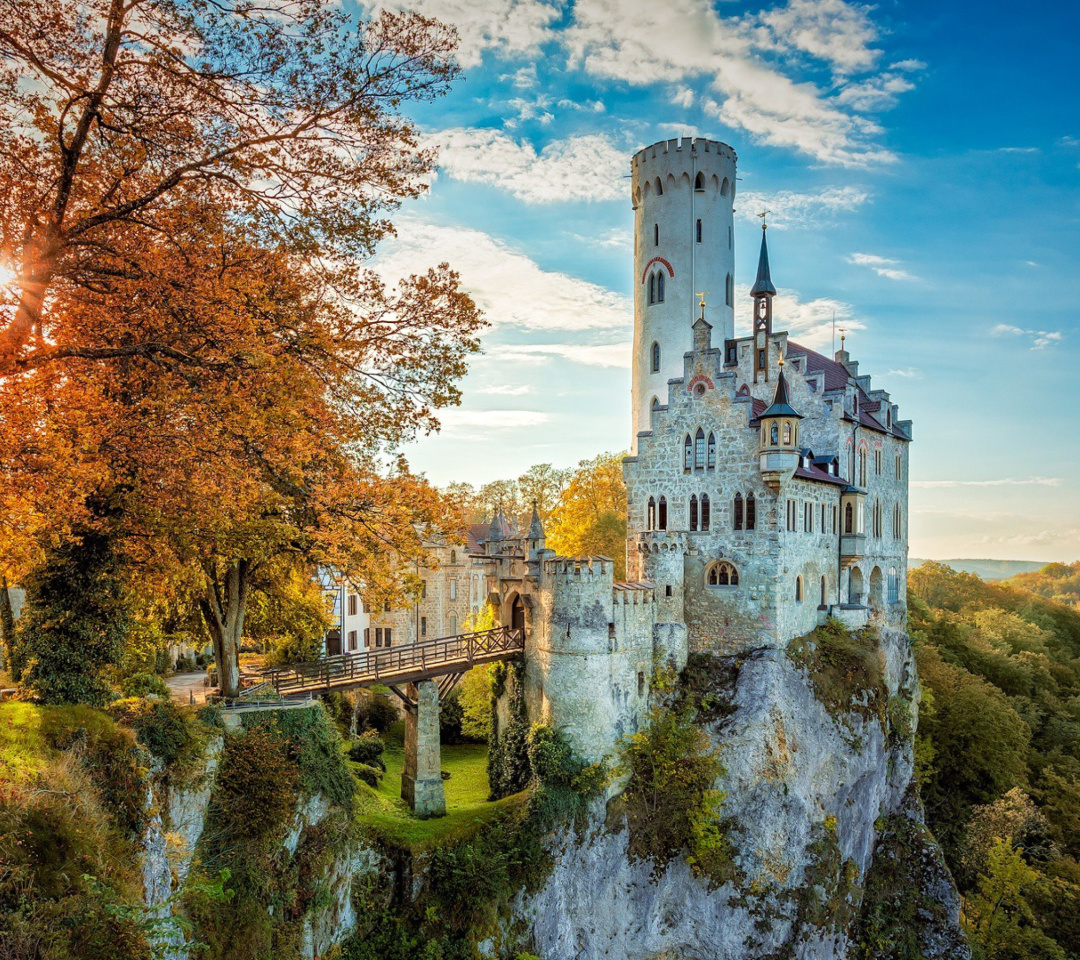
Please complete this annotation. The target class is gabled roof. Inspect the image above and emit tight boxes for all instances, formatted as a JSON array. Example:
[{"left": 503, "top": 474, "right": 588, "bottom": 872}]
[
  {"left": 786, "top": 342, "right": 850, "bottom": 392},
  {"left": 760, "top": 366, "right": 802, "bottom": 419},
  {"left": 794, "top": 465, "right": 848, "bottom": 487}
]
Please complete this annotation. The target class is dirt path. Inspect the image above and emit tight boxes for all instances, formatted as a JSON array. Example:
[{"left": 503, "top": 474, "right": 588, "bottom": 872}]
[{"left": 167, "top": 671, "right": 209, "bottom": 704}]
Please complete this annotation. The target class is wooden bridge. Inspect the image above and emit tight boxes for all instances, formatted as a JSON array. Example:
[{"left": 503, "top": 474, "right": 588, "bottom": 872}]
[{"left": 263, "top": 625, "right": 524, "bottom": 698}]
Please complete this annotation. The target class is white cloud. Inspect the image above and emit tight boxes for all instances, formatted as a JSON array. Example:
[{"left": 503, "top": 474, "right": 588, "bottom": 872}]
[
  {"left": 736, "top": 186, "right": 870, "bottom": 227},
  {"left": 847, "top": 252, "right": 917, "bottom": 281},
  {"left": 563, "top": 0, "right": 905, "bottom": 166},
  {"left": 834, "top": 73, "right": 915, "bottom": 111},
  {"left": 735, "top": 282, "right": 864, "bottom": 349},
  {"left": 757, "top": 0, "right": 881, "bottom": 74},
  {"left": 477, "top": 384, "right": 531, "bottom": 395},
  {"left": 672, "top": 86, "right": 695, "bottom": 109},
  {"left": 374, "top": 220, "right": 631, "bottom": 333},
  {"left": 360, "top": 0, "right": 564, "bottom": 68},
  {"left": 990, "top": 323, "right": 1064, "bottom": 350},
  {"left": 912, "top": 477, "right": 1063, "bottom": 489},
  {"left": 887, "top": 367, "right": 920, "bottom": 379},
  {"left": 890, "top": 59, "right": 927, "bottom": 72},
  {"left": 431, "top": 128, "right": 626, "bottom": 203},
  {"left": 487, "top": 342, "right": 631, "bottom": 368},
  {"left": 439, "top": 409, "right": 550, "bottom": 430}
]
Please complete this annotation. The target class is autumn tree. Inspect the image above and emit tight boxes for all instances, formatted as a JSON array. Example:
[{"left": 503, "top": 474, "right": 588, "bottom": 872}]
[
  {"left": 0, "top": 0, "right": 485, "bottom": 697},
  {"left": 518, "top": 463, "right": 571, "bottom": 520},
  {"left": 546, "top": 452, "right": 628, "bottom": 578}
]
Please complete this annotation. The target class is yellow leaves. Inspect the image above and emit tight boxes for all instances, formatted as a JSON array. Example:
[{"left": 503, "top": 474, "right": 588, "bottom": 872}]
[{"left": 546, "top": 452, "right": 628, "bottom": 578}]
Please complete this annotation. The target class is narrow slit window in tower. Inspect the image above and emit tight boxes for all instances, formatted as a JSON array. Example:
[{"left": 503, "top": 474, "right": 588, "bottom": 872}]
[
  {"left": 651, "top": 341, "right": 661, "bottom": 373},
  {"left": 648, "top": 273, "right": 655, "bottom": 304},
  {"left": 701, "top": 494, "right": 710, "bottom": 530},
  {"left": 746, "top": 493, "right": 756, "bottom": 530},
  {"left": 695, "top": 428, "right": 706, "bottom": 469},
  {"left": 694, "top": 171, "right": 704, "bottom": 190},
  {"left": 654, "top": 223, "right": 659, "bottom": 246},
  {"left": 725, "top": 273, "right": 733, "bottom": 306},
  {"left": 658, "top": 496, "right": 668, "bottom": 530},
  {"left": 696, "top": 219, "right": 702, "bottom": 243},
  {"left": 707, "top": 433, "right": 716, "bottom": 469},
  {"left": 689, "top": 495, "right": 698, "bottom": 531},
  {"left": 734, "top": 492, "right": 743, "bottom": 530},
  {"left": 648, "top": 496, "right": 656, "bottom": 531},
  {"left": 657, "top": 271, "right": 665, "bottom": 302},
  {"left": 683, "top": 435, "right": 693, "bottom": 472}
]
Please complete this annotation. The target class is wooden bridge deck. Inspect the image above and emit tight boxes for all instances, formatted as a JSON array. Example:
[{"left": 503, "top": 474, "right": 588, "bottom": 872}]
[{"left": 263, "top": 626, "right": 524, "bottom": 696}]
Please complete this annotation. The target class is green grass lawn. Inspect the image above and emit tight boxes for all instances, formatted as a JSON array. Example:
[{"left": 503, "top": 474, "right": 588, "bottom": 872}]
[{"left": 351, "top": 721, "right": 526, "bottom": 852}]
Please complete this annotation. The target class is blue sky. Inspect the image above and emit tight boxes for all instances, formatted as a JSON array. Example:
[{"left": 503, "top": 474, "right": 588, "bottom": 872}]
[{"left": 360, "top": 0, "right": 1080, "bottom": 562}]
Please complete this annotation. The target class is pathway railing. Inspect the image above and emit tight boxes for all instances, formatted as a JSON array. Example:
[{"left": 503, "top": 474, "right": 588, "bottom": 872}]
[{"left": 263, "top": 626, "right": 524, "bottom": 696}]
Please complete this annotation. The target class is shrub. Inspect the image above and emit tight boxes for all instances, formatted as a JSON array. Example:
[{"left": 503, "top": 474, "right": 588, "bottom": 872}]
[
  {"left": 619, "top": 700, "right": 730, "bottom": 882},
  {"left": 347, "top": 730, "right": 385, "bottom": 770},
  {"left": 109, "top": 696, "right": 207, "bottom": 779},
  {"left": 120, "top": 671, "right": 171, "bottom": 699},
  {"left": 352, "top": 763, "right": 382, "bottom": 788},
  {"left": 789, "top": 619, "right": 887, "bottom": 724},
  {"left": 357, "top": 691, "right": 398, "bottom": 734},
  {"left": 175, "top": 654, "right": 197, "bottom": 672}
]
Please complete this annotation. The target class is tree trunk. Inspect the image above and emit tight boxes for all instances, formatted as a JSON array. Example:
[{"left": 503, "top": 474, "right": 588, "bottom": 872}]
[
  {"left": 198, "top": 559, "right": 251, "bottom": 699},
  {"left": 0, "top": 575, "right": 15, "bottom": 678}
]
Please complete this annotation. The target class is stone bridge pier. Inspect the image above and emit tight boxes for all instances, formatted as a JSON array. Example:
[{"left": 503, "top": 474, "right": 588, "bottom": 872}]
[{"left": 400, "top": 679, "right": 446, "bottom": 818}]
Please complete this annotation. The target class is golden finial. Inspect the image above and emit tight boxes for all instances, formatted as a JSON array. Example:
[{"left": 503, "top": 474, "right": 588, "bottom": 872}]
[
  {"left": 758, "top": 210, "right": 768, "bottom": 230},
  {"left": 839, "top": 327, "right": 847, "bottom": 349},
  {"left": 694, "top": 291, "right": 707, "bottom": 321}
]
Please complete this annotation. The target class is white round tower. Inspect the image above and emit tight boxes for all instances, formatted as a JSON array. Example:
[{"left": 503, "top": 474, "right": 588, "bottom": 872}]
[{"left": 631, "top": 138, "right": 737, "bottom": 446}]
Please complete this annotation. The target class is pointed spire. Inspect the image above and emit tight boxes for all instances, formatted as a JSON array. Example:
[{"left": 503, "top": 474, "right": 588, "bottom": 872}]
[
  {"left": 750, "top": 222, "right": 776, "bottom": 297},
  {"left": 761, "top": 357, "right": 802, "bottom": 419},
  {"left": 528, "top": 502, "right": 545, "bottom": 540},
  {"left": 487, "top": 508, "right": 504, "bottom": 543}
]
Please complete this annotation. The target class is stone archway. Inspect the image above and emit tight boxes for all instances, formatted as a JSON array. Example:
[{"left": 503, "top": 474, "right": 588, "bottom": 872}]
[
  {"left": 869, "top": 566, "right": 884, "bottom": 612},
  {"left": 848, "top": 567, "right": 865, "bottom": 606},
  {"left": 511, "top": 594, "right": 526, "bottom": 636}
]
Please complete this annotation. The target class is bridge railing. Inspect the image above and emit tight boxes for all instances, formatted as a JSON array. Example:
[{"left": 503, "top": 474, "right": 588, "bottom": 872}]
[{"left": 263, "top": 625, "right": 524, "bottom": 696}]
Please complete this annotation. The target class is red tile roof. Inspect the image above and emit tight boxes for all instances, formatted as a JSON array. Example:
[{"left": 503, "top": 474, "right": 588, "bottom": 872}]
[
  {"left": 786, "top": 342, "right": 850, "bottom": 391},
  {"left": 794, "top": 465, "right": 849, "bottom": 487},
  {"left": 466, "top": 523, "right": 489, "bottom": 553}
]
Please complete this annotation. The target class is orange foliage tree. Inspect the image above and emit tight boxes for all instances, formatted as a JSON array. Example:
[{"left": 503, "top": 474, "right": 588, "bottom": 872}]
[{"left": 0, "top": 1, "right": 484, "bottom": 697}]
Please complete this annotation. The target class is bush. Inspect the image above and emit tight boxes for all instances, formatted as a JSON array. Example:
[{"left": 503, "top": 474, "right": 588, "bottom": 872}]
[
  {"left": 109, "top": 696, "right": 207, "bottom": 779},
  {"left": 175, "top": 654, "right": 197, "bottom": 672},
  {"left": 120, "top": 671, "right": 171, "bottom": 699},
  {"left": 357, "top": 691, "right": 398, "bottom": 734},
  {"left": 352, "top": 763, "right": 382, "bottom": 788},
  {"left": 347, "top": 730, "right": 385, "bottom": 770},
  {"left": 788, "top": 619, "right": 887, "bottom": 724}
]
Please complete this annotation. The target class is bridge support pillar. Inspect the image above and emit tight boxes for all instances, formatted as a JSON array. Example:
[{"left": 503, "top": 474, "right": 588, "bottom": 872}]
[{"left": 401, "top": 680, "right": 445, "bottom": 818}]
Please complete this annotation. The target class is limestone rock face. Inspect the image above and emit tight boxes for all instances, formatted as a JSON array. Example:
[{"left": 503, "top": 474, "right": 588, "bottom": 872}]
[{"left": 517, "top": 627, "right": 969, "bottom": 960}]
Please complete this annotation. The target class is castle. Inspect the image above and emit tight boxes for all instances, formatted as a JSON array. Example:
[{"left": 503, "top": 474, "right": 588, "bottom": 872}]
[{"left": 367, "top": 137, "right": 911, "bottom": 773}]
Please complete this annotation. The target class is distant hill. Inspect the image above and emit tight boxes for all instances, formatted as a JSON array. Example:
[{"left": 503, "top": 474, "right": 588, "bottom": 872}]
[{"left": 908, "top": 558, "right": 1048, "bottom": 581}]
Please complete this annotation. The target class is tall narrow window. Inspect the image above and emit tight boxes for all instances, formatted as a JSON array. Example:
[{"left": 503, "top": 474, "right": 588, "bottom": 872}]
[
  {"left": 859, "top": 448, "right": 867, "bottom": 486},
  {"left": 648, "top": 496, "right": 656, "bottom": 531},
  {"left": 888, "top": 568, "right": 899, "bottom": 604},
  {"left": 734, "top": 492, "right": 744, "bottom": 530},
  {"left": 348, "top": 594, "right": 358, "bottom": 616},
  {"left": 820, "top": 576, "right": 827, "bottom": 606},
  {"left": 875, "top": 449, "right": 882, "bottom": 475},
  {"left": 707, "top": 433, "right": 716, "bottom": 469},
  {"left": 450, "top": 579, "right": 457, "bottom": 600},
  {"left": 420, "top": 616, "right": 427, "bottom": 637},
  {"left": 651, "top": 341, "right": 661, "bottom": 373},
  {"left": 725, "top": 273, "right": 733, "bottom": 307},
  {"left": 689, "top": 495, "right": 699, "bottom": 531},
  {"left": 657, "top": 271, "right": 665, "bottom": 302},
  {"left": 896, "top": 454, "right": 902, "bottom": 481},
  {"left": 746, "top": 494, "right": 756, "bottom": 530},
  {"left": 651, "top": 397, "right": 660, "bottom": 424},
  {"left": 695, "top": 428, "right": 706, "bottom": 470},
  {"left": 658, "top": 496, "right": 668, "bottom": 530},
  {"left": 729, "top": 225, "right": 732, "bottom": 249},
  {"left": 701, "top": 494, "right": 711, "bottom": 531},
  {"left": 782, "top": 422, "right": 792, "bottom": 445},
  {"left": 684, "top": 435, "right": 693, "bottom": 472},
  {"left": 654, "top": 223, "right": 659, "bottom": 246},
  {"left": 648, "top": 273, "right": 655, "bottom": 304},
  {"left": 795, "top": 576, "right": 803, "bottom": 603},
  {"left": 694, "top": 171, "right": 704, "bottom": 190},
  {"left": 844, "top": 502, "right": 854, "bottom": 534},
  {"left": 696, "top": 219, "right": 702, "bottom": 243}
]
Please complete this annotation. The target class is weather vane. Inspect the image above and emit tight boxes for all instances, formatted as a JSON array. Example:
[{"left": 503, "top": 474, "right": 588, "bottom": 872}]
[
  {"left": 839, "top": 327, "right": 847, "bottom": 350},
  {"left": 694, "top": 291, "right": 708, "bottom": 321},
  {"left": 757, "top": 210, "right": 769, "bottom": 229}
]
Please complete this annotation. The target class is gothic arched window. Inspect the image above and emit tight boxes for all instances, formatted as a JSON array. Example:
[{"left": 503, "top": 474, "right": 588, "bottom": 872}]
[
  {"left": 657, "top": 495, "right": 668, "bottom": 531},
  {"left": 648, "top": 273, "right": 656, "bottom": 304},
  {"left": 657, "top": 271, "right": 665, "bottom": 302},
  {"left": 701, "top": 494, "right": 711, "bottom": 531},
  {"left": 450, "top": 550, "right": 456, "bottom": 564},
  {"left": 888, "top": 568, "right": 899, "bottom": 604},
  {"left": 844, "top": 502, "right": 854, "bottom": 535},
  {"left": 820, "top": 576, "right": 827, "bottom": 606},
  {"left": 782, "top": 421, "right": 792, "bottom": 445},
  {"left": 706, "top": 561, "right": 739, "bottom": 587},
  {"left": 694, "top": 171, "right": 705, "bottom": 190},
  {"left": 770, "top": 423, "right": 779, "bottom": 445},
  {"left": 683, "top": 434, "right": 693, "bottom": 472},
  {"left": 734, "top": 492, "right": 744, "bottom": 531},
  {"left": 746, "top": 493, "right": 756, "bottom": 530},
  {"left": 651, "top": 341, "right": 661, "bottom": 373},
  {"left": 859, "top": 448, "right": 868, "bottom": 486},
  {"left": 725, "top": 273, "right": 733, "bottom": 306},
  {"left": 707, "top": 433, "right": 716, "bottom": 469},
  {"left": 695, "top": 428, "right": 706, "bottom": 470},
  {"left": 689, "top": 495, "right": 699, "bottom": 531},
  {"left": 647, "top": 496, "right": 656, "bottom": 531},
  {"left": 795, "top": 576, "right": 804, "bottom": 603}
]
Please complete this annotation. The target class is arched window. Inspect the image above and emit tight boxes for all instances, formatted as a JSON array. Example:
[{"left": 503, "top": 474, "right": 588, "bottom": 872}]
[
  {"left": 858, "top": 448, "right": 867, "bottom": 486},
  {"left": 895, "top": 454, "right": 902, "bottom": 481},
  {"left": 648, "top": 496, "right": 656, "bottom": 531},
  {"left": 888, "top": 568, "right": 899, "bottom": 604},
  {"left": 651, "top": 397, "right": 660, "bottom": 425},
  {"left": 689, "top": 495, "right": 699, "bottom": 531},
  {"left": 844, "top": 502, "right": 854, "bottom": 534},
  {"left": 648, "top": 273, "right": 656, "bottom": 305},
  {"left": 770, "top": 423, "right": 779, "bottom": 445},
  {"left": 651, "top": 341, "right": 661, "bottom": 373},
  {"left": 746, "top": 493, "right": 756, "bottom": 530},
  {"left": 795, "top": 576, "right": 804, "bottom": 603},
  {"left": 707, "top": 433, "right": 716, "bottom": 469},
  {"left": 694, "top": 171, "right": 705, "bottom": 190},
  {"left": 720, "top": 177, "right": 730, "bottom": 196},
  {"left": 875, "top": 449, "right": 882, "bottom": 475},
  {"left": 657, "top": 271, "right": 665, "bottom": 302},
  {"left": 782, "top": 421, "right": 792, "bottom": 445},
  {"left": 820, "top": 576, "right": 827, "bottom": 606},
  {"left": 655, "top": 178, "right": 663, "bottom": 196},
  {"left": 450, "top": 550, "right": 456, "bottom": 564},
  {"left": 695, "top": 428, "right": 706, "bottom": 470},
  {"left": 893, "top": 504, "right": 902, "bottom": 539},
  {"left": 684, "top": 434, "right": 693, "bottom": 472},
  {"left": 654, "top": 223, "right": 659, "bottom": 246},
  {"left": 701, "top": 494, "right": 710, "bottom": 531},
  {"left": 706, "top": 561, "right": 739, "bottom": 587},
  {"left": 725, "top": 273, "right": 733, "bottom": 306},
  {"left": 658, "top": 495, "right": 668, "bottom": 530},
  {"left": 734, "top": 492, "right": 744, "bottom": 530},
  {"left": 848, "top": 447, "right": 855, "bottom": 483}
]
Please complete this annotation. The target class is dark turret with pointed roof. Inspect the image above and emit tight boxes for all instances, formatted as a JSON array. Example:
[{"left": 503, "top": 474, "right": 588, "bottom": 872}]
[
  {"left": 527, "top": 502, "right": 545, "bottom": 541},
  {"left": 760, "top": 361, "right": 802, "bottom": 420},
  {"left": 750, "top": 223, "right": 777, "bottom": 297}
]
